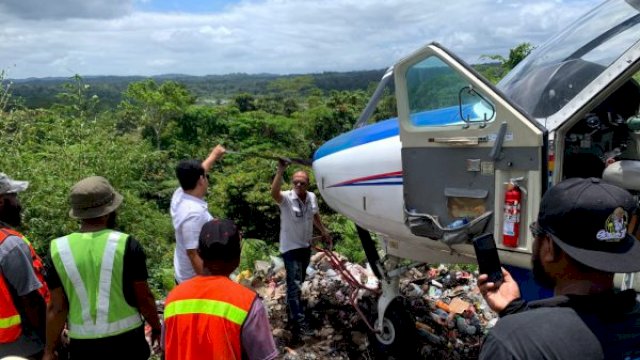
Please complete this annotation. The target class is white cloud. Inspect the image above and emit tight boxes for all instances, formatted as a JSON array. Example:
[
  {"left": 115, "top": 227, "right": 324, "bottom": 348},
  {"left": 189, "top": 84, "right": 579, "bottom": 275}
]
[
  {"left": 0, "top": 0, "right": 133, "bottom": 20},
  {"left": 0, "top": 0, "right": 601, "bottom": 78}
]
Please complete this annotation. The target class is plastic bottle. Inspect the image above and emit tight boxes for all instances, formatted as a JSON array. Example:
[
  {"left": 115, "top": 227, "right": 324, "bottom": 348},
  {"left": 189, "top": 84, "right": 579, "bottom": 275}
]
[{"left": 446, "top": 218, "right": 469, "bottom": 229}]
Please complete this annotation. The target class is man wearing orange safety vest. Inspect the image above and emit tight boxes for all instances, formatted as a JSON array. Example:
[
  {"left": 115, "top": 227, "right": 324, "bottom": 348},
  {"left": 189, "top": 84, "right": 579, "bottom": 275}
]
[
  {"left": 0, "top": 173, "right": 49, "bottom": 359},
  {"left": 164, "top": 219, "right": 278, "bottom": 360}
]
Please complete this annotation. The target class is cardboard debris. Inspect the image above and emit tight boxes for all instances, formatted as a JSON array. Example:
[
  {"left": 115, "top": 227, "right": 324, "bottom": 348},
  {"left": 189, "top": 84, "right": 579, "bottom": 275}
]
[{"left": 449, "top": 297, "right": 472, "bottom": 314}]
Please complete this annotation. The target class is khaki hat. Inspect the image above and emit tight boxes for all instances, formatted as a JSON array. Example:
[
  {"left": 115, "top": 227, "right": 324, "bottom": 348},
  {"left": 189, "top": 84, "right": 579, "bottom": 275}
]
[
  {"left": 69, "top": 176, "right": 123, "bottom": 219},
  {"left": 0, "top": 173, "right": 28, "bottom": 194}
]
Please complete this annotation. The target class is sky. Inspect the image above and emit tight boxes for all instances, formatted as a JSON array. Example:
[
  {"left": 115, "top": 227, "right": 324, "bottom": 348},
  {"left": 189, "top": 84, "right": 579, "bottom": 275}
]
[{"left": 0, "top": 0, "right": 602, "bottom": 79}]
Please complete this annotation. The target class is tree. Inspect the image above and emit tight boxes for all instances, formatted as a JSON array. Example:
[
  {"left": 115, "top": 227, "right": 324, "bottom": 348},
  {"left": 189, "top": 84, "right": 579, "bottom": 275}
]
[
  {"left": 297, "top": 90, "right": 368, "bottom": 152},
  {"left": 119, "top": 79, "right": 195, "bottom": 149},
  {"left": 267, "top": 76, "right": 316, "bottom": 98},
  {"left": 53, "top": 74, "right": 100, "bottom": 120},
  {"left": 480, "top": 42, "right": 535, "bottom": 83},
  {"left": 234, "top": 93, "right": 256, "bottom": 112},
  {"left": 0, "top": 69, "right": 24, "bottom": 115}
]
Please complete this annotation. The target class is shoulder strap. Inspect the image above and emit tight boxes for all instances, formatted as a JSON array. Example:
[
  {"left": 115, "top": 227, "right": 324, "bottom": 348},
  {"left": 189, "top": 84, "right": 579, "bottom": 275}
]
[
  {"left": 0, "top": 228, "right": 22, "bottom": 244},
  {"left": 0, "top": 229, "right": 9, "bottom": 244}
]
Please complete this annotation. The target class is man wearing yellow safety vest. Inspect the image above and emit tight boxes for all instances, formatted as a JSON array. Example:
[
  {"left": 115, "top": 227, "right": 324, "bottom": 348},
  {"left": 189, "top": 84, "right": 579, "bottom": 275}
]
[
  {"left": 43, "top": 176, "right": 162, "bottom": 359},
  {"left": 164, "top": 219, "right": 278, "bottom": 360},
  {"left": 0, "top": 173, "right": 49, "bottom": 359}
]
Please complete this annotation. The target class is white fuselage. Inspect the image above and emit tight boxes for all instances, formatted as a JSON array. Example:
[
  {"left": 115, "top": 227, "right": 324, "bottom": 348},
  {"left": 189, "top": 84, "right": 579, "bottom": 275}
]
[{"left": 313, "top": 133, "right": 477, "bottom": 264}]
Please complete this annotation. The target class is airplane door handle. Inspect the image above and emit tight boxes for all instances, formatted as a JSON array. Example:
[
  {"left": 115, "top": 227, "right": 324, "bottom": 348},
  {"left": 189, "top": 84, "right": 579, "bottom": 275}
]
[
  {"left": 489, "top": 122, "right": 507, "bottom": 160},
  {"left": 428, "top": 137, "right": 484, "bottom": 145}
]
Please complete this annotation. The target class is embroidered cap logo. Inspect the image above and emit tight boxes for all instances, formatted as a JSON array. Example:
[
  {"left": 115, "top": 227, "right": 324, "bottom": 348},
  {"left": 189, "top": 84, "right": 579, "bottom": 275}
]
[{"left": 596, "top": 207, "right": 628, "bottom": 242}]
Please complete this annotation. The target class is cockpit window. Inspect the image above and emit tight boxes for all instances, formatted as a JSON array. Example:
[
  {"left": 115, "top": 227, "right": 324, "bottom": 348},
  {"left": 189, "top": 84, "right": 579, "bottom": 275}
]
[
  {"left": 406, "top": 56, "right": 495, "bottom": 127},
  {"left": 498, "top": 0, "right": 640, "bottom": 118}
]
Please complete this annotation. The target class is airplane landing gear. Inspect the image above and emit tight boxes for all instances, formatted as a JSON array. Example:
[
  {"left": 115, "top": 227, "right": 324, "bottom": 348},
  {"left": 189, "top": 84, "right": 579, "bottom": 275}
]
[
  {"left": 356, "top": 226, "right": 419, "bottom": 358},
  {"left": 370, "top": 297, "right": 418, "bottom": 359}
]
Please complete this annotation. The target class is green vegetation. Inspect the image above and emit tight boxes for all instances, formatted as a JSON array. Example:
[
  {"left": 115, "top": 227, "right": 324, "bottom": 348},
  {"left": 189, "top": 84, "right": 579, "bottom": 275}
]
[
  {"left": 480, "top": 42, "right": 535, "bottom": 84},
  {"left": 0, "top": 44, "right": 531, "bottom": 297},
  {"left": 1, "top": 72, "right": 387, "bottom": 297}
]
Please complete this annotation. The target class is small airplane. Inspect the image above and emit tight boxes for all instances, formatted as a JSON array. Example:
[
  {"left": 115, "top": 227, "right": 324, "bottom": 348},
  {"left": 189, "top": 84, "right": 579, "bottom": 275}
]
[{"left": 312, "top": 0, "right": 640, "bottom": 353}]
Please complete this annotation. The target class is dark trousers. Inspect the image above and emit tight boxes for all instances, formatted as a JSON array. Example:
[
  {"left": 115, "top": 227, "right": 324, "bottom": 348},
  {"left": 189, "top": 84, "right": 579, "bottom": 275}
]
[
  {"left": 282, "top": 247, "right": 311, "bottom": 327},
  {"left": 68, "top": 325, "right": 150, "bottom": 359}
]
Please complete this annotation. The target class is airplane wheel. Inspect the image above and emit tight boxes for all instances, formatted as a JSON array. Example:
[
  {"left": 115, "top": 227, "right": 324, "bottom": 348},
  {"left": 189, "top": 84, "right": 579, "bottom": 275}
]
[{"left": 369, "top": 298, "right": 418, "bottom": 359}]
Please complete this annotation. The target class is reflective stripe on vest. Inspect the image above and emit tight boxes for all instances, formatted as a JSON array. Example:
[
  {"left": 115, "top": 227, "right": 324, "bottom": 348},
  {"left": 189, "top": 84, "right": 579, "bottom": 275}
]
[
  {"left": 0, "top": 231, "right": 24, "bottom": 343},
  {"left": 52, "top": 231, "right": 143, "bottom": 338},
  {"left": 163, "top": 277, "right": 256, "bottom": 360},
  {"left": 0, "top": 314, "right": 20, "bottom": 329},
  {"left": 0, "top": 274, "right": 21, "bottom": 343},
  {"left": 164, "top": 299, "right": 249, "bottom": 325}
]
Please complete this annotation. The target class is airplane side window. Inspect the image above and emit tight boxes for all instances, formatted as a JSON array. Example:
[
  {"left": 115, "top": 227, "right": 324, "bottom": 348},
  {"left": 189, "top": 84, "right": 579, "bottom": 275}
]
[{"left": 405, "top": 56, "right": 495, "bottom": 128}]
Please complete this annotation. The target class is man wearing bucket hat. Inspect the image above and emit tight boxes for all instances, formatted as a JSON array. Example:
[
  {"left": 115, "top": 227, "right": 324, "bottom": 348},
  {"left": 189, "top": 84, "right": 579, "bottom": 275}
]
[
  {"left": 478, "top": 178, "right": 640, "bottom": 359},
  {"left": 0, "top": 173, "right": 49, "bottom": 359},
  {"left": 43, "top": 176, "right": 162, "bottom": 360}
]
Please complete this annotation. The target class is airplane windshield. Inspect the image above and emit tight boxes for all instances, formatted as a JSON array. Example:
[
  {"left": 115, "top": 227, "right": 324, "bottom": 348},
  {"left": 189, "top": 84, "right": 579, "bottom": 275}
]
[{"left": 498, "top": 0, "right": 640, "bottom": 118}]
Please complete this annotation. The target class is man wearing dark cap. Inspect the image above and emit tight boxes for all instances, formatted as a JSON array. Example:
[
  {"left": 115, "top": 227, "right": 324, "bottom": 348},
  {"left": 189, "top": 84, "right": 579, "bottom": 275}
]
[
  {"left": 43, "top": 176, "right": 162, "bottom": 360},
  {"left": 479, "top": 178, "right": 640, "bottom": 359},
  {"left": 163, "top": 219, "right": 277, "bottom": 360},
  {"left": 0, "top": 173, "right": 49, "bottom": 359}
]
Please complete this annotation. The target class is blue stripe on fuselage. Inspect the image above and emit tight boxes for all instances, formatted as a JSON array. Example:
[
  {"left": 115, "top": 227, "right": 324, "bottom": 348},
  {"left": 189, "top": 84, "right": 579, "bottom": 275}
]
[
  {"left": 313, "top": 105, "right": 467, "bottom": 161},
  {"left": 313, "top": 117, "right": 399, "bottom": 161}
]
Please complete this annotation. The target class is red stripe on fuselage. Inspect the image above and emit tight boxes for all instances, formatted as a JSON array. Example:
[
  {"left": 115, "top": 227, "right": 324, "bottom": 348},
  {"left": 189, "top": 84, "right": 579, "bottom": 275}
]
[{"left": 330, "top": 171, "right": 402, "bottom": 187}]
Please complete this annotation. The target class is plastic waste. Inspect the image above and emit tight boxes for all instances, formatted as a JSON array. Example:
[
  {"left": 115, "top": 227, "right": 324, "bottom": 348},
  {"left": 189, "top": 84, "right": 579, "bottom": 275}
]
[
  {"left": 306, "top": 265, "right": 317, "bottom": 278},
  {"left": 446, "top": 218, "right": 469, "bottom": 229},
  {"left": 406, "top": 283, "right": 424, "bottom": 297},
  {"left": 428, "top": 285, "right": 443, "bottom": 298},
  {"left": 435, "top": 300, "right": 450, "bottom": 313},
  {"left": 270, "top": 255, "right": 284, "bottom": 273},
  {"left": 325, "top": 269, "right": 338, "bottom": 279},
  {"left": 235, "top": 269, "right": 253, "bottom": 288},
  {"left": 456, "top": 316, "right": 477, "bottom": 335}
]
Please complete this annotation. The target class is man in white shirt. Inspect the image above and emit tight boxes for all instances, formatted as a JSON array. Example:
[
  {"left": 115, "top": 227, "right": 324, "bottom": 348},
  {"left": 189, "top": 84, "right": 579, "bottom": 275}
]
[
  {"left": 271, "top": 160, "right": 330, "bottom": 338},
  {"left": 171, "top": 145, "right": 225, "bottom": 283}
]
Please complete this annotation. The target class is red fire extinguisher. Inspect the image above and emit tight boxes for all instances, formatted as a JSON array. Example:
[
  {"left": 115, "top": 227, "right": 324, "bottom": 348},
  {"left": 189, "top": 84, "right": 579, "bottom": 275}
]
[{"left": 503, "top": 180, "right": 522, "bottom": 247}]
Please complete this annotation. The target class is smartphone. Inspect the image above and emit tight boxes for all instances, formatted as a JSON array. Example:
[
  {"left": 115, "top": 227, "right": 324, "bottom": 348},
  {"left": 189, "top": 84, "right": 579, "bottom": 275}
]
[{"left": 472, "top": 233, "right": 503, "bottom": 285}]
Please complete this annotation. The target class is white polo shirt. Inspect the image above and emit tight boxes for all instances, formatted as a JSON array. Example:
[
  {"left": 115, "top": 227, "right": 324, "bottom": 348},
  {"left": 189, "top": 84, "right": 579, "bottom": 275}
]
[
  {"left": 278, "top": 190, "right": 318, "bottom": 254},
  {"left": 170, "top": 187, "right": 213, "bottom": 283}
]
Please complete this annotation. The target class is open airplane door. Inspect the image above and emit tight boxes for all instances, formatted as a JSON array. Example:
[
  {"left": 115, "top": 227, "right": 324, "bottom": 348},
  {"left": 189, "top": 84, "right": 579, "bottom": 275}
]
[{"left": 394, "top": 43, "right": 547, "bottom": 267}]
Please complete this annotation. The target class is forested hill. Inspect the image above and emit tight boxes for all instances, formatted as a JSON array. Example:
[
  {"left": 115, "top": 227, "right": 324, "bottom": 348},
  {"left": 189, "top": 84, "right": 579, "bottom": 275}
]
[{"left": 9, "top": 69, "right": 386, "bottom": 109}]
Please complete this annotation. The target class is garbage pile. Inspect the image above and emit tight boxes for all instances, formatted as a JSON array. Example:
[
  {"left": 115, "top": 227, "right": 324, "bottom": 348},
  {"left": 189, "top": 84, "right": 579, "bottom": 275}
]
[{"left": 245, "top": 251, "right": 499, "bottom": 360}]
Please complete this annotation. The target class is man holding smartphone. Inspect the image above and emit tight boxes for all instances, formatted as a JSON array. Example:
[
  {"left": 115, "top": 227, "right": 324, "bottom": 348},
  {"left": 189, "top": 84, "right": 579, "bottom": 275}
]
[{"left": 478, "top": 178, "right": 640, "bottom": 359}]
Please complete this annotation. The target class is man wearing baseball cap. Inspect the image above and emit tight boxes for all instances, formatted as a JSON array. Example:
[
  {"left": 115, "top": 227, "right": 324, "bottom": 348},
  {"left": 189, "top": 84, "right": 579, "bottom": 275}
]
[
  {"left": 43, "top": 176, "right": 161, "bottom": 360},
  {"left": 0, "top": 173, "right": 49, "bottom": 359},
  {"left": 479, "top": 178, "right": 640, "bottom": 359},
  {"left": 163, "top": 219, "right": 277, "bottom": 360}
]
